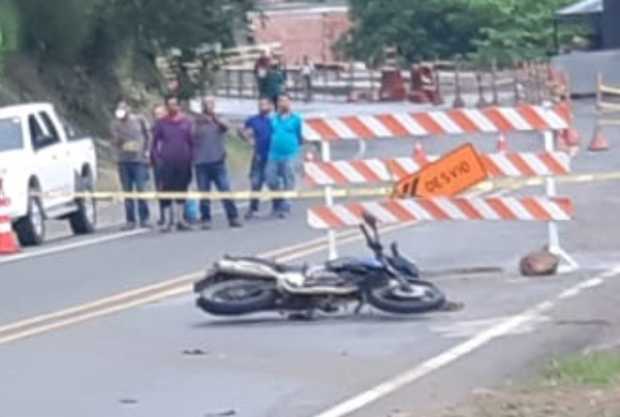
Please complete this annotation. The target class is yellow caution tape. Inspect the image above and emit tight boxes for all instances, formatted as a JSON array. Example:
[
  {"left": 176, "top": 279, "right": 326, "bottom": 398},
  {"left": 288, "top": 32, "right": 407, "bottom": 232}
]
[{"left": 30, "top": 170, "right": 620, "bottom": 202}]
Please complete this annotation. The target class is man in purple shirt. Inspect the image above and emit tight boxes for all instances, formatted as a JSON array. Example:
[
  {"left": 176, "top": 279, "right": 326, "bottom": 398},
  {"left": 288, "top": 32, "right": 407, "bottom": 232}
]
[{"left": 151, "top": 96, "right": 194, "bottom": 232}]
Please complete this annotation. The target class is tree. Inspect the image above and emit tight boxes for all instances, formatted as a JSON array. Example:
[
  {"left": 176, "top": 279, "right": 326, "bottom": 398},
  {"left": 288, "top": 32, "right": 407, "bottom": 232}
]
[
  {"left": 342, "top": 0, "right": 577, "bottom": 65},
  {"left": 16, "top": 0, "right": 98, "bottom": 62},
  {"left": 342, "top": 0, "right": 492, "bottom": 64},
  {"left": 471, "top": 0, "right": 577, "bottom": 64}
]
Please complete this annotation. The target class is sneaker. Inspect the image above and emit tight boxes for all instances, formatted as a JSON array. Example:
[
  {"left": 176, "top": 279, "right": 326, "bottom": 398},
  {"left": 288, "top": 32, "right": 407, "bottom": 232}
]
[
  {"left": 244, "top": 210, "right": 258, "bottom": 220},
  {"left": 177, "top": 222, "right": 193, "bottom": 232},
  {"left": 140, "top": 221, "right": 153, "bottom": 229},
  {"left": 229, "top": 219, "right": 243, "bottom": 229},
  {"left": 121, "top": 222, "right": 137, "bottom": 232},
  {"left": 201, "top": 221, "right": 212, "bottom": 231}
]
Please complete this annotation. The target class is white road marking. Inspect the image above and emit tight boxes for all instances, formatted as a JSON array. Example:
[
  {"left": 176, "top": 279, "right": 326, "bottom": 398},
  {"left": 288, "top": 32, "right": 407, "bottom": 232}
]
[
  {"left": 310, "top": 266, "right": 620, "bottom": 417},
  {"left": 431, "top": 315, "right": 551, "bottom": 339},
  {"left": 0, "top": 229, "right": 149, "bottom": 266}
]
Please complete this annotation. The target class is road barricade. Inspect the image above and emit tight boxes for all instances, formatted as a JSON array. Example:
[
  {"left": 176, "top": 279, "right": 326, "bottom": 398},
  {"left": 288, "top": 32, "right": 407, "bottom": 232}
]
[
  {"left": 304, "top": 102, "right": 578, "bottom": 273},
  {"left": 305, "top": 151, "right": 571, "bottom": 187},
  {"left": 593, "top": 73, "right": 620, "bottom": 151}
]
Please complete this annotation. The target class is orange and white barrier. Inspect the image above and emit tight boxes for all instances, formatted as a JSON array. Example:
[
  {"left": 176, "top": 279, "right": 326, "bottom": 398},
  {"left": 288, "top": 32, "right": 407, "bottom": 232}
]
[
  {"left": 303, "top": 104, "right": 571, "bottom": 141},
  {"left": 304, "top": 102, "right": 579, "bottom": 272},
  {"left": 308, "top": 196, "right": 574, "bottom": 230},
  {"left": 305, "top": 152, "right": 571, "bottom": 187}
]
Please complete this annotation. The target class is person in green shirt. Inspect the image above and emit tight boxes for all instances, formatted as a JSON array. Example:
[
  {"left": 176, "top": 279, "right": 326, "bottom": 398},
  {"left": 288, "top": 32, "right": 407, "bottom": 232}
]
[{"left": 258, "top": 60, "right": 287, "bottom": 110}]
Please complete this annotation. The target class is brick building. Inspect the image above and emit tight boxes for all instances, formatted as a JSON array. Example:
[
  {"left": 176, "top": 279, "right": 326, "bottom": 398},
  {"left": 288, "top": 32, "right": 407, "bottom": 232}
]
[{"left": 248, "top": 1, "right": 351, "bottom": 65}]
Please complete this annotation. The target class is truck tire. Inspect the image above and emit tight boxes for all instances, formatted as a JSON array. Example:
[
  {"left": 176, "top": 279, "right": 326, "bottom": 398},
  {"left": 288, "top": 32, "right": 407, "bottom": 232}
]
[
  {"left": 69, "top": 172, "right": 97, "bottom": 235},
  {"left": 14, "top": 191, "right": 46, "bottom": 246}
]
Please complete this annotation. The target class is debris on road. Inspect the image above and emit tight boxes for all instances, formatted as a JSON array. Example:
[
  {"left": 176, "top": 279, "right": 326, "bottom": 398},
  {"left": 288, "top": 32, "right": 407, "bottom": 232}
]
[
  {"left": 118, "top": 398, "right": 139, "bottom": 405},
  {"left": 204, "top": 409, "right": 236, "bottom": 417},
  {"left": 182, "top": 348, "right": 210, "bottom": 356}
]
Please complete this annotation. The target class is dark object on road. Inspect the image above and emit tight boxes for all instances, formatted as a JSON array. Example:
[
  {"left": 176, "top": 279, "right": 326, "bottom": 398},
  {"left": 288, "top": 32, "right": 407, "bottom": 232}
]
[
  {"left": 182, "top": 348, "right": 209, "bottom": 356},
  {"left": 194, "top": 211, "right": 448, "bottom": 318},
  {"left": 119, "top": 398, "right": 139, "bottom": 405},
  {"left": 520, "top": 249, "right": 560, "bottom": 277},
  {"left": 204, "top": 410, "right": 236, "bottom": 417}
]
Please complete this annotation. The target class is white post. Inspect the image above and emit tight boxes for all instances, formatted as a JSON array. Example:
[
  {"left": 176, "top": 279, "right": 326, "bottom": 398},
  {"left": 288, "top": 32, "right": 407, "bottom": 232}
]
[
  {"left": 543, "top": 128, "right": 579, "bottom": 273},
  {"left": 320, "top": 140, "right": 338, "bottom": 260}
]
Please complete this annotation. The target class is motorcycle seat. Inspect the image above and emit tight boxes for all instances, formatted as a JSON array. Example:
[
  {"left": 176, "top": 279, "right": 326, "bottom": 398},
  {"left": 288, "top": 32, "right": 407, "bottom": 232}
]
[{"left": 224, "top": 256, "right": 305, "bottom": 274}]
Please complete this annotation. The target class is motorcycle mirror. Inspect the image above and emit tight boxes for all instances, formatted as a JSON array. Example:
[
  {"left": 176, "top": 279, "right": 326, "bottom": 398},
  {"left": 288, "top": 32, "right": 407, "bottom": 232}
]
[{"left": 362, "top": 211, "right": 378, "bottom": 230}]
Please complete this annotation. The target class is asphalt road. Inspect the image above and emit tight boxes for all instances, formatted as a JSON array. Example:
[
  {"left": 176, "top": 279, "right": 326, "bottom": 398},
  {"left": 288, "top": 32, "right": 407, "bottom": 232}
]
[{"left": 1, "top": 99, "right": 619, "bottom": 417}]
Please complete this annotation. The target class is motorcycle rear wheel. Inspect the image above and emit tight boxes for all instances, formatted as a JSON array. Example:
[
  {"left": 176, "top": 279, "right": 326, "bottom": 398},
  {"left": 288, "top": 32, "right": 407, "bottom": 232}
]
[
  {"left": 197, "top": 279, "right": 278, "bottom": 316},
  {"left": 367, "top": 280, "right": 446, "bottom": 314}
]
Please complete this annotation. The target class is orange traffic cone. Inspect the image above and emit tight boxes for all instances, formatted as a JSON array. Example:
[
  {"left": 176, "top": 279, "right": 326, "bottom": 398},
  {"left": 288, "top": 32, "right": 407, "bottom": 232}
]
[
  {"left": 413, "top": 141, "right": 429, "bottom": 165},
  {"left": 589, "top": 126, "right": 609, "bottom": 152},
  {"left": 0, "top": 196, "right": 20, "bottom": 255},
  {"left": 555, "top": 130, "right": 571, "bottom": 154},
  {"left": 563, "top": 127, "right": 581, "bottom": 147},
  {"left": 497, "top": 134, "right": 509, "bottom": 153}
]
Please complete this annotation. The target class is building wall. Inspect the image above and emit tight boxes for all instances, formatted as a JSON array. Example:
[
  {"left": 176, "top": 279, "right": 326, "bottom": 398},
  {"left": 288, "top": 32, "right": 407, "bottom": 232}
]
[
  {"left": 250, "top": 8, "right": 351, "bottom": 64},
  {"left": 603, "top": 0, "right": 620, "bottom": 48}
]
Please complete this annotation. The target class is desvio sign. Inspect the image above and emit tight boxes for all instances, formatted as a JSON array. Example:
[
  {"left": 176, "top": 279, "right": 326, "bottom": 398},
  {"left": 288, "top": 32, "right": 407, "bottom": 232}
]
[{"left": 392, "top": 144, "right": 488, "bottom": 199}]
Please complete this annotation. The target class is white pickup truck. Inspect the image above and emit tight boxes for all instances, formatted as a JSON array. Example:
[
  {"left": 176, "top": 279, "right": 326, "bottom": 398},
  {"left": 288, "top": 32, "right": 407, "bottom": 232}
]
[{"left": 0, "top": 103, "right": 97, "bottom": 245}]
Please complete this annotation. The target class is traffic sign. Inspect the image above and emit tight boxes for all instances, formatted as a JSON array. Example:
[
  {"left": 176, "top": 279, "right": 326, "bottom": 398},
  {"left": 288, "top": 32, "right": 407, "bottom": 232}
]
[{"left": 392, "top": 144, "right": 488, "bottom": 198}]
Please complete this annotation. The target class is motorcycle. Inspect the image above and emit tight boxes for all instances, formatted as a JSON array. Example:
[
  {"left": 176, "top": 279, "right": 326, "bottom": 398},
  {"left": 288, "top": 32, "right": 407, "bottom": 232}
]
[{"left": 193, "top": 212, "right": 447, "bottom": 317}]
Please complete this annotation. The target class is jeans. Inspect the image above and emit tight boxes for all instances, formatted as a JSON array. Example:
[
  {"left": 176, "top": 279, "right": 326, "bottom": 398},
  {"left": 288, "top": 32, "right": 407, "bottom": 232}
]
[
  {"left": 249, "top": 155, "right": 269, "bottom": 212},
  {"left": 266, "top": 159, "right": 296, "bottom": 213},
  {"left": 195, "top": 161, "right": 239, "bottom": 223},
  {"left": 118, "top": 162, "right": 150, "bottom": 224}
]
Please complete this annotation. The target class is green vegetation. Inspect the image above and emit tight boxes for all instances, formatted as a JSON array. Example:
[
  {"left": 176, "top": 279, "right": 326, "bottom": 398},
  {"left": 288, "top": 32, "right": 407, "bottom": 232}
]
[
  {"left": 342, "top": 0, "right": 578, "bottom": 65},
  {"left": 546, "top": 351, "right": 620, "bottom": 386}
]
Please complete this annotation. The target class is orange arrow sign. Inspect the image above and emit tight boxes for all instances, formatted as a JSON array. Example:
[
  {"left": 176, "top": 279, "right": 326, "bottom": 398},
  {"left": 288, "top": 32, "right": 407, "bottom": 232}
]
[{"left": 392, "top": 143, "right": 488, "bottom": 199}]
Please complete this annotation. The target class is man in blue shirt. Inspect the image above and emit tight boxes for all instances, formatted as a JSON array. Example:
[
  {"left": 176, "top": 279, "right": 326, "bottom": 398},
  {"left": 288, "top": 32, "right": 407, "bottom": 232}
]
[
  {"left": 266, "top": 94, "right": 304, "bottom": 218},
  {"left": 240, "top": 98, "right": 274, "bottom": 219}
]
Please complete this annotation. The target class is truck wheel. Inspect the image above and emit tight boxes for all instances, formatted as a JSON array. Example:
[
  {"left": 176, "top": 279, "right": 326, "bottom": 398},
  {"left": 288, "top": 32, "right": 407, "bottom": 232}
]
[
  {"left": 69, "top": 173, "right": 97, "bottom": 235},
  {"left": 14, "top": 192, "right": 46, "bottom": 246}
]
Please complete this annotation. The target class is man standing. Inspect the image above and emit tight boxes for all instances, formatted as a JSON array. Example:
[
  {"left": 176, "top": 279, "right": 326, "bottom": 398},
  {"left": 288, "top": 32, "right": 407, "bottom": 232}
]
[
  {"left": 263, "top": 60, "right": 286, "bottom": 110},
  {"left": 193, "top": 96, "right": 242, "bottom": 230},
  {"left": 240, "top": 98, "right": 273, "bottom": 220},
  {"left": 151, "top": 96, "right": 194, "bottom": 232},
  {"left": 151, "top": 104, "right": 167, "bottom": 226},
  {"left": 111, "top": 101, "right": 151, "bottom": 230},
  {"left": 301, "top": 55, "right": 315, "bottom": 103},
  {"left": 266, "top": 94, "right": 304, "bottom": 218},
  {"left": 255, "top": 50, "right": 271, "bottom": 98}
]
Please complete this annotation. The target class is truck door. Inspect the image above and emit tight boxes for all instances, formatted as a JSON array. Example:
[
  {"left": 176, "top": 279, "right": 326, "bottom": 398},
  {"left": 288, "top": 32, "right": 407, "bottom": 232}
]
[
  {"left": 38, "top": 110, "right": 75, "bottom": 200},
  {"left": 28, "top": 113, "right": 69, "bottom": 209}
]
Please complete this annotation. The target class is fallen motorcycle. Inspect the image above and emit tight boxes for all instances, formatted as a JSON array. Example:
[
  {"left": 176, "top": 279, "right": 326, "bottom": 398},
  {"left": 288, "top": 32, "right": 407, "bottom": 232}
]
[{"left": 194, "top": 212, "right": 447, "bottom": 317}]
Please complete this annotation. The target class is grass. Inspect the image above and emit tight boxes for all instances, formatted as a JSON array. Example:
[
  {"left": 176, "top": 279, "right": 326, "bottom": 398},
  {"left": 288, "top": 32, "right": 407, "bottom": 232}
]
[{"left": 545, "top": 351, "right": 620, "bottom": 386}]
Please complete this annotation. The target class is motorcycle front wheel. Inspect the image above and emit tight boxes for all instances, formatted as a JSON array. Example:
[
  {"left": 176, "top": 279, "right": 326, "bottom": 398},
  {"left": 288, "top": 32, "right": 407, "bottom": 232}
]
[
  {"left": 367, "top": 280, "right": 446, "bottom": 314},
  {"left": 196, "top": 279, "right": 278, "bottom": 316}
]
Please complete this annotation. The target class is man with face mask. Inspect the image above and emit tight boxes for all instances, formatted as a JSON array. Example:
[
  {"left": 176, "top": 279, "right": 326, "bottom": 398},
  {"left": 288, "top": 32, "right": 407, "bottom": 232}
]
[
  {"left": 111, "top": 101, "right": 152, "bottom": 230},
  {"left": 151, "top": 95, "right": 194, "bottom": 232},
  {"left": 192, "top": 96, "right": 242, "bottom": 230}
]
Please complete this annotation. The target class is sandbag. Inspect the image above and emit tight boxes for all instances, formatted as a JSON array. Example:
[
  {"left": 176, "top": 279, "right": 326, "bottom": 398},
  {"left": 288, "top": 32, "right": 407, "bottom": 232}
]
[{"left": 520, "top": 249, "right": 560, "bottom": 277}]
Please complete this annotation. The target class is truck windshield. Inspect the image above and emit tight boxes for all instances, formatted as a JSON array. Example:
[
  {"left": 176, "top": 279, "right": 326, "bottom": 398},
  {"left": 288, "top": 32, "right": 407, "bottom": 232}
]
[{"left": 0, "top": 118, "right": 23, "bottom": 152}]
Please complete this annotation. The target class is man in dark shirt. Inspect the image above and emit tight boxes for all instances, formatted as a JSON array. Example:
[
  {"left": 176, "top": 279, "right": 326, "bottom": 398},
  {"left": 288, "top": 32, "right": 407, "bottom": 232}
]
[
  {"left": 151, "top": 96, "right": 194, "bottom": 232},
  {"left": 240, "top": 98, "right": 273, "bottom": 220},
  {"left": 193, "top": 96, "right": 242, "bottom": 230}
]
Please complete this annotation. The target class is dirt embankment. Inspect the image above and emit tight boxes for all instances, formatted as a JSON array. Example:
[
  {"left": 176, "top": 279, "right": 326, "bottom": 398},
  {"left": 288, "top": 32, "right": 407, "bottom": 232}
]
[{"left": 415, "top": 351, "right": 620, "bottom": 417}]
